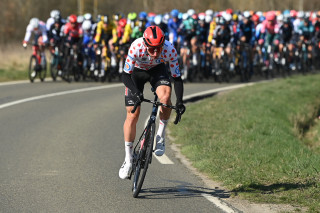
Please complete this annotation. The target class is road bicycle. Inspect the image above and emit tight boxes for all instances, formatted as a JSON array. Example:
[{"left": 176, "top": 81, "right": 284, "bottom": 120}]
[
  {"left": 129, "top": 88, "right": 183, "bottom": 198},
  {"left": 27, "top": 43, "right": 47, "bottom": 83}
]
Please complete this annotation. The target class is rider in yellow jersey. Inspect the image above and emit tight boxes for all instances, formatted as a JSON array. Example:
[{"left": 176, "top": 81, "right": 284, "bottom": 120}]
[
  {"left": 94, "top": 15, "right": 115, "bottom": 76},
  {"left": 121, "top": 12, "right": 137, "bottom": 44}
]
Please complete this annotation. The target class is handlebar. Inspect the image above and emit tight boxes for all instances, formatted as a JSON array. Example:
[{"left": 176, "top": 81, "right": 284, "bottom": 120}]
[{"left": 131, "top": 99, "right": 182, "bottom": 125}]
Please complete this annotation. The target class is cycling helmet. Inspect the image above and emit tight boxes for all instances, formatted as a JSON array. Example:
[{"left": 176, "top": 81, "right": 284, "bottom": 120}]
[
  {"left": 224, "top": 13, "right": 232, "bottom": 22},
  {"left": 219, "top": 17, "right": 226, "bottom": 25},
  {"left": 103, "top": 15, "right": 109, "bottom": 24},
  {"left": 128, "top": 12, "right": 137, "bottom": 21},
  {"left": 154, "top": 15, "right": 162, "bottom": 25},
  {"left": 77, "top": 15, "right": 84, "bottom": 24},
  {"left": 243, "top": 11, "right": 251, "bottom": 19},
  {"left": 143, "top": 26, "right": 165, "bottom": 47},
  {"left": 119, "top": 18, "right": 127, "bottom": 28},
  {"left": 182, "top": 13, "right": 189, "bottom": 20},
  {"left": 29, "top": 17, "right": 39, "bottom": 29},
  {"left": 205, "top": 9, "right": 214, "bottom": 17},
  {"left": 266, "top": 11, "right": 276, "bottom": 21},
  {"left": 232, "top": 13, "right": 238, "bottom": 21},
  {"left": 162, "top": 13, "right": 170, "bottom": 24},
  {"left": 171, "top": 9, "right": 179, "bottom": 18},
  {"left": 290, "top": 10, "right": 297, "bottom": 18},
  {"left": 69, "top": 14, "right": 77, "bottom": 23},
  {"left": 256, "top": 11, "right": 263, "bottom": 18},
  {"left": 139, "top": 11, "right": 147, "bottom": 20},
  {"left": 198, "top": 12, "right": 206, "bottom": 21},
  {"left": 50, "top": 10, "right": 60, "bottom": 18},
  {"left": 277, "top": 14, "right": 283, "bottom": 22},
  {"left": 205, "top": 15, "right": 212, "bottom": 23},
  {"left": 283, "top": 16, "right": 290, "bottom": 24},
  {"left": 252, "top": 14, "right": 259, "bottom": 22},
  {"left": 113, "top": 13, "right": 121, "bottom": 21},
  {"left": 192, "top": 14, "right": 198, "bottom": 20},
  {"left": 259, "top": 16, "right": 266, "bottom": 22},
  {"left": 297, "top": 11, "right": 304, "bottom": 18},
  {"left": 187, "top": 9, "right": 196, "bottom": 17},
  {"left": 96, "top": 14, "right": 102, "bottom": 22},
  {"left": 82, "top": 20, "right": 92, "bottom": 31},
  {"left": 54, "top": 14, "right": 61, "bottom": 23},
  {"left": 84, "top": 13, "right": 92, "bottom": 21},
  {"left": 226, "top": 8, "right": 233, "bottom": 15}
]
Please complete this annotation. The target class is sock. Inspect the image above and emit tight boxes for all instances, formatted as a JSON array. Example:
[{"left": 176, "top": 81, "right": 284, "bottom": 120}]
[
  {"left": 157, "top": 119, "right": 168, "bottom": 139},
  {"left": 125, "top": 141, "right": 133, "bottom": 162}
]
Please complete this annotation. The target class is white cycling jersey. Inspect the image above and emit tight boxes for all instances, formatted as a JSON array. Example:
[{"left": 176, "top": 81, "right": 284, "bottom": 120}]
[
  {"left": 23, "top": 21, "right": 48, "bottom": 43},
  {"left": 123, "top": 38, "right": 181, "bottom": 78}
]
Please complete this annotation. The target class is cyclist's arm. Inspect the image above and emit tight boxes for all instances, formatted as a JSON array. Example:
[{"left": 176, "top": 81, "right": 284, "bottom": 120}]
[
  {"left": 173, "top": 76, "right": 183, "bottom": 104},
  {"left": 23, "top": 25, "right": 33, "bottom": 43}
]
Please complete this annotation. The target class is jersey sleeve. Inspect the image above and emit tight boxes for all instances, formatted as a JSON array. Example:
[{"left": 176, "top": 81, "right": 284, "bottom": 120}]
[
  {"left": 123, "top": 41, "right": 138, "bottom": 74},
  {"left": 164, "top": 41, "right": 180, "bottom": 78}
]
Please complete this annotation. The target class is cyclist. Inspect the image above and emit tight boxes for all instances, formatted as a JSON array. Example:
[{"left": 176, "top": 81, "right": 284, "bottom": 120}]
[
  {"left": 23, "top": 17, "right": 48, "bottom": 73},
  {"left": 48, "top": 14, "right": 64, "bottom": 54},
  {"left": 119, "top": 26, "right": 185, "bottom": 179},
  {"left": 168, "top": 9, "right": 182, "bottom": 49},
  {"left": 46, "top": 10, "right": 60, "bottom": 31},
  {"left": 23, "top": 17, "right": 48, "bottom": 48}
]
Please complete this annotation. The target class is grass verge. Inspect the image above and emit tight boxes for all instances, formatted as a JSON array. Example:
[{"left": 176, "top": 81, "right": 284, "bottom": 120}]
[
  {"left": 169, "top": 74, "right": 320, "bottom": 212},
  {"left": 0, "top": 44, "right": 31, "bottom": 82}
]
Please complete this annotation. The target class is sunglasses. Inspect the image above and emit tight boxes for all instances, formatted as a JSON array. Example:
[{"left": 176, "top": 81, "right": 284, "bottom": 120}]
[{"left": 146, "top": 45, "right": 163, "bottom": 54}]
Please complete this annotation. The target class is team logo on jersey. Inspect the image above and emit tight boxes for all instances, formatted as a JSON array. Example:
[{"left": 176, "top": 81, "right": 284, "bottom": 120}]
[
  {"left": 155, "top": 58, "right": 164, "bottom": 63},
  {"left": 175, "top": 67, "right": 180, "bottom": 75},
  {"left": 124, "top": 62, "right": 131, "bottom": 72}
]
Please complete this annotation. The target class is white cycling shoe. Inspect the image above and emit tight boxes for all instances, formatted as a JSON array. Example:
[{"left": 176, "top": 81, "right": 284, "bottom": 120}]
[
  {"left": 119, "top": 160, "right": 132, "bottom": 179},
  {"left": 154, "top": 135, "right": 165, "bottom": 156}
]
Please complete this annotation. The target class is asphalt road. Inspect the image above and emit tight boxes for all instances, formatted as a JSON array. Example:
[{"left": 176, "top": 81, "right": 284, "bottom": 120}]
[{"left": 0, "top": 80, "right": 239, "bottom": 213}]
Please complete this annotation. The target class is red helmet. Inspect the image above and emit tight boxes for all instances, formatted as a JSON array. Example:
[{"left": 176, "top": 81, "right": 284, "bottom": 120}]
[
  {"left": 143, "top": 26, "right": 165, "bottom": 47},
  {"left": 69, "top": 14, "right": 77, "bottom": 23},
  {"left": 266, "top": 11, "right": 276, "bottom": 21},
  {"left": 252, "top": 14, "right": 259, "bottom": 22},
  {"left": 119, "top": 18, "right": 127, "bottom": 28}
]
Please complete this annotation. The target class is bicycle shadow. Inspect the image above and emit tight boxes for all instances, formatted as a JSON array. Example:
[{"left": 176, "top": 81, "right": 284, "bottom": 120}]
[
  {"left": 231, "top": 181, "right": 315, "bottom": 195},
  {"left": 136, "top": 180, "right": 231, "bottom": 200}
]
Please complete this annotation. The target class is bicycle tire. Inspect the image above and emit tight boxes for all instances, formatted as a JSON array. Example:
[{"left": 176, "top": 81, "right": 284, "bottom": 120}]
[
  {"left": 39, "top": 58, "right": 47, "bottom": 82},
  {"left": 28, "top": 55, "right": 38, "bottom": 83},
  {"left": 132, "top": 122, "right": 155, "bottom": 198},
  {"left": 50, "top": 55, "right": 58, "bottom": 81}
]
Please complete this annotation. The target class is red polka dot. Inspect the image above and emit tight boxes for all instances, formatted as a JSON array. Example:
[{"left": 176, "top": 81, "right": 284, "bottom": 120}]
[
  {"left": 164, "top": 50, "right": 167, "bottom": 53},
  {"left": 133, "top": 47, "right": 136, "bottom": 50},
  {"left": 130, "top": 50, "right": 133, "bottom": 54},
  {"left": 137, "top": 43, "right": 141, "bottom": 47},
  {"left": 134, "top": 55, "right": 137, "bottom": 57},
  {"left": 164, "top": 55, "right": 167, "bottom": 58},
  {"left": 175, "top": 54, "right": 177, "bottom": 57},
  {"left": 176, "top": 63, "right": 179, "bottom": 65},
  {"left": 139, "top": 49, "right": 142, "bottom": 52},
  {"left": 173, "top": 74, "right": 177, "bottom": 77},
  {"left": 170, "top": 58, "right": 174, "bottom": 60},
  {"left": 129, "top": 71, "right": 133, "bottom": 74},
  {"left": 170, "top": 64, "right": 174, "bottom": 67},
  {"left": 169, "top": 54, "right": 171, "bottom": 57},
  {"left": 126, "top": 59, "right": 130, "bottom": 62},
  {"left": 132, "top": 61, "right": 135, "bottom": 64},
  {"left": 172, "top": 49, "right": 175, "bottom": 53}
]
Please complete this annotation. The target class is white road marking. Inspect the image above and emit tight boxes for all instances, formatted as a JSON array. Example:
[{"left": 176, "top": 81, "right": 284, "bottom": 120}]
[
  {"left": 201, "top": 193, "right": 237, "bottom": 213},
  {"left": 0, "top": 84, "right": 123, "bottom": 110},
  {"left": 0, "top": 80, "right": 29, "bottom": 86}
]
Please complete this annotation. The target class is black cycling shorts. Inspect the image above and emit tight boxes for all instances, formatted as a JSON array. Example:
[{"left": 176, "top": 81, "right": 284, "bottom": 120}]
[{"left": 125, "top": 63, "right": 171, "bottom": 106}]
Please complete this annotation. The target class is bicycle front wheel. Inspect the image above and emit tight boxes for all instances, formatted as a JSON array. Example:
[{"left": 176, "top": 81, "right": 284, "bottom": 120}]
[
  {"left": 132, "top": 122, "right": 155, "bottom": 198},
  {"left": 28, "top": 55, "right": 38, "bottom": 83},
  {"left": 39, "top": 58, "right": 47, "bottom": 82}
]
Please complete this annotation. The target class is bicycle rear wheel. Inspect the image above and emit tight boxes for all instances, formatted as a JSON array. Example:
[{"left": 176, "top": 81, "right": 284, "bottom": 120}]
[
  {"left": 132, "top": 123, "right": 155, "bottom": 198},
  {"left": 39, "top": 58, "right": 47, "bottom": 82},
  {"left": 28, "top": 55, "right": 38, "bottom": 83}
]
